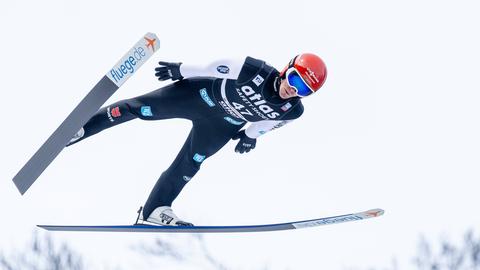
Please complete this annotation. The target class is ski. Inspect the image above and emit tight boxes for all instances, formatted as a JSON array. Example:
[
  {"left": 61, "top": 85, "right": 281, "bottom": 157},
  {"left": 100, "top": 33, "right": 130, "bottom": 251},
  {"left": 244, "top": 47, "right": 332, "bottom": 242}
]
[
  {"left": 38, "top": 208, "right": 384, "bottom": 233},
  {"left": 12, "top": 33, "right": 160, "bottom": 195}
]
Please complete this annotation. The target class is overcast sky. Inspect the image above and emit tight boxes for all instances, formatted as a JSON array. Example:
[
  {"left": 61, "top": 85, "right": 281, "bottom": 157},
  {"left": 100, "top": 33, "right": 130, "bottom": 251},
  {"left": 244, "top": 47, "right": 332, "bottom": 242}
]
[{"left": 1, "top": 0, "right": 480, "bottom": 269}]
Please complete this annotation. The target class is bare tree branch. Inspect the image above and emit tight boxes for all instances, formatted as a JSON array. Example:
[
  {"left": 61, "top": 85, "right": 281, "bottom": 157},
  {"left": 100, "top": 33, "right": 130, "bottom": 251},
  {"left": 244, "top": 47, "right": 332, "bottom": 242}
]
[{"left": 0, "top": 231, "right": 86, "bottom": 270}]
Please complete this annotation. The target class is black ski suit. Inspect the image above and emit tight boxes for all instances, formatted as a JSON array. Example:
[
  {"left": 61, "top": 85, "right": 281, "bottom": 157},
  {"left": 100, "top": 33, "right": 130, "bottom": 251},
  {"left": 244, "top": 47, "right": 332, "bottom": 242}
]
[{"left": 69, "top": 57, "right": 304, "bottom": 218}]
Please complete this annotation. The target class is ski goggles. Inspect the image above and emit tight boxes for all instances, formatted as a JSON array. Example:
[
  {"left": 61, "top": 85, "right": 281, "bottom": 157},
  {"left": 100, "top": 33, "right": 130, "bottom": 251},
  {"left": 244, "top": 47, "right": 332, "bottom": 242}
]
[{"left": 285, "top": 68, "right": 315, "bottom": 97}]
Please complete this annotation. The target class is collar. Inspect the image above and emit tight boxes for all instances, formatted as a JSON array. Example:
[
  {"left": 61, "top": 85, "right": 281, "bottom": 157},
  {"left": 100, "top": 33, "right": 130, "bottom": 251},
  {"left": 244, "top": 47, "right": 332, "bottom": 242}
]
[{"left": 273, "top": 77, "right": 281, "bottom": 94}]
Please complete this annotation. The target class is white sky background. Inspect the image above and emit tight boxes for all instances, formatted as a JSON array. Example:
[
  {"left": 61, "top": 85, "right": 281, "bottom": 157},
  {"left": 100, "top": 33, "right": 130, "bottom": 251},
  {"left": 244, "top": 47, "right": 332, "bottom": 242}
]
[{"left": 1, "top": 0, "right": 480, "bottom": 269}]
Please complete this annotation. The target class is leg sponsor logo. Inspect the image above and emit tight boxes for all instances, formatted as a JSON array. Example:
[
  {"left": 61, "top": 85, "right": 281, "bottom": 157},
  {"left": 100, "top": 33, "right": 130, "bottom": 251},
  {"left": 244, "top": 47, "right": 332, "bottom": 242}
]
[
  {"left": 193, "top": 153, "right": 206, "bottom": 163},
  {"left": 111, "top": 106, "right": 121, "bottom": 117},
  {"left": 141, "top": 106, "right": 153, "bottom": 117},
  {"left": 107, "top": 106, "right": 121, "bottom": 122},
  {"left": 183, "top": 176, "right": 192, "bottom": 182}
]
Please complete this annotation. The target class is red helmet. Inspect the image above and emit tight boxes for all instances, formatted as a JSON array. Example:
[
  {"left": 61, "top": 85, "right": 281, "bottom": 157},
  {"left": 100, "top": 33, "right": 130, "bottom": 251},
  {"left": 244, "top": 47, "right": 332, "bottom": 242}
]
[{"left": 280, "top": 53, "right": 327, "bottom": 96}]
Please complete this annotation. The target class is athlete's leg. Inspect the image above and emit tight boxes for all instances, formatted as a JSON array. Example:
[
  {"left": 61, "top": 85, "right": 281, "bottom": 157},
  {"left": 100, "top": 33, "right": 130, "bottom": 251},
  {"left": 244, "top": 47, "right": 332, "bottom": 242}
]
[
  {"left": 142, "top": 118, "right": 244, "bottom": 218},
  {"left": 67, "top": 79, "right": 215, "bottom": 146}
]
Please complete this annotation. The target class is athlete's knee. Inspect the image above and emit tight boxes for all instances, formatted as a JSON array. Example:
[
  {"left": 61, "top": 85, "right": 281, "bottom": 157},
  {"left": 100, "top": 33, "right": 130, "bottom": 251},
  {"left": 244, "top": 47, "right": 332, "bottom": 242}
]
[
  {"left": 166, "top": 152, "right": 206, "bottom": 182},
  {"left": 100, "top": 99, "right": 141, "bottom": 123},
  {"left": 181, "top": 154, "right": 203, "bottom": 181},
  {"left": 121, "top": 98, "right": 157, "bottom": 120},
  {"left": 187, "top": 152, "right": 210, "bottom": 177},
  {"left": 109, "top": 98, "right": 151, "bottom": 120}
]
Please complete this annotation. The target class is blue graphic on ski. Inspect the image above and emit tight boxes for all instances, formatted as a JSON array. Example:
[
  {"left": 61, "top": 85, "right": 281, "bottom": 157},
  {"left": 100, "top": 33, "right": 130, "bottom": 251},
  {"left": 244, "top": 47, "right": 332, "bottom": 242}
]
[
  {"left": 12, "top": 33, "right": 160, "bottom": 195},
  {"left": 38, "top": 208, "right": 384, "bottom": 233}
]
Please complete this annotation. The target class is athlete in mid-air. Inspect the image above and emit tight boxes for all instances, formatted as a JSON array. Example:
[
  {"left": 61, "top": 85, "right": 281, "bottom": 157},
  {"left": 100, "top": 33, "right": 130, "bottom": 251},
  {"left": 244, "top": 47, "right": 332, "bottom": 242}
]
[{"left": 67, "top": 53, "right": 327, "bottom": 226}]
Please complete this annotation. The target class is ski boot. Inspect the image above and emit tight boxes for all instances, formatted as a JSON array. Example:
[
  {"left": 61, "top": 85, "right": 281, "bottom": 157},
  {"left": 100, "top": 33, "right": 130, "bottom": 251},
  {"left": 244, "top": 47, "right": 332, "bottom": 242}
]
[
  {"left": 136, "top": 206, "right": 194, "bottom": 227},
  {"left": 68, "top": 127, "right": 85, "bottom": 145}
]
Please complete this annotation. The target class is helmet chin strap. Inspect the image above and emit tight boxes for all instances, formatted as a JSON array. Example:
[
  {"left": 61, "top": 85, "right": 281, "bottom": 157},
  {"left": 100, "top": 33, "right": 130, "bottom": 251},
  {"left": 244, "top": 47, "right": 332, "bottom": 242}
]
[{"left": 273, "top": 76, "right": 281, "bottom": 94}]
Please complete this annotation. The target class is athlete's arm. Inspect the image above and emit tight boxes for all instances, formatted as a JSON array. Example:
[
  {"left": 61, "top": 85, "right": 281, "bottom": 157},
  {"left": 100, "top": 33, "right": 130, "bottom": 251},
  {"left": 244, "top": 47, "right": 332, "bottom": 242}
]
[
  {"left": 155, "top": 59, "right": 244, "bottom": 81},
  {"left": 244, "top": 101, "right": 304, "bottom": 138},
  {"left": 180, "top": 59, "right": 244, "bottom": 79},
  {"left": 232, "top": 120, "right": 295, "bottom": 154},
  {"left": 245, "top": 120, "right": 295, "bottom": 139}
]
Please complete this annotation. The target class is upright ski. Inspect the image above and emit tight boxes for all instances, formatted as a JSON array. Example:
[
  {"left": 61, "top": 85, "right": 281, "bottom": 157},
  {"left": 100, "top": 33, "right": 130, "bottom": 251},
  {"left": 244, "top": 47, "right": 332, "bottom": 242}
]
[
  {"left": 38, "top": 208, "right": 384, "bottom": 233},
  {"left": 13, "top": 33, "right": 160, "bottom": 195}
]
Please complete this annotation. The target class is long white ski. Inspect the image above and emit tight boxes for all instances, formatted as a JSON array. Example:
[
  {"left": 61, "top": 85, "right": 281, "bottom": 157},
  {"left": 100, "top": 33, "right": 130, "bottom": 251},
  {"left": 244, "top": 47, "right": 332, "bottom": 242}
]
[
  {"left": 13, "top": 33, "right": 160, "bottom": 195},
  {"left": 38, "top": 208, "right": 384, "bottom": 233}
]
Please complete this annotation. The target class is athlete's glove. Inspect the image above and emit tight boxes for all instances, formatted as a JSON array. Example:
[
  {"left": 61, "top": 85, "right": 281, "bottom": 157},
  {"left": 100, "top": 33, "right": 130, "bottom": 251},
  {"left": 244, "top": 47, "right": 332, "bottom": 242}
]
[
  {"left": 232, "top": 130, "right": 256, "bottom": 154},
  {"left": 155, "top": 61, "right": 184, "bottom": 81}
]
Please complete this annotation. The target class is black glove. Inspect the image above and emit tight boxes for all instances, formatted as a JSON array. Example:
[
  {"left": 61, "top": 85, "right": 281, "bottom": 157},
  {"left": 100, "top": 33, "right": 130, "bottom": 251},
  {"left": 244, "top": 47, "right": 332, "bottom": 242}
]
[
  {"left": 232, "top": 130, "right": 256, "bottom": 154},
  {"left": 155, "top": 61, "right": 183, "bottom": 81}
]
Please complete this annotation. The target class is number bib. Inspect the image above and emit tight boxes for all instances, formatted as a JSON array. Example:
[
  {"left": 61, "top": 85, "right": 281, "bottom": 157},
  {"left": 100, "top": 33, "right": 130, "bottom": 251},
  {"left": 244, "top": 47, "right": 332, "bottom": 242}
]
[{"left": 212, "top": 57, "right": 300, "bottom": 122}]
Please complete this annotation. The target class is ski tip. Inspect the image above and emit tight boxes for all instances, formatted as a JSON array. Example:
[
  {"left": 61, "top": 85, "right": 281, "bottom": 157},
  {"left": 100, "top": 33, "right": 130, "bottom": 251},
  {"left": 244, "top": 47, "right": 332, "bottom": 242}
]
[
  {"left": 364, "top": 208, "right": 385, "bottom": 217},
  {"left": 145, "top": 32, "right": 159, "bottom": 38},
  {"left": 144, "top": 32, "right": 160, "bottom": 49}
]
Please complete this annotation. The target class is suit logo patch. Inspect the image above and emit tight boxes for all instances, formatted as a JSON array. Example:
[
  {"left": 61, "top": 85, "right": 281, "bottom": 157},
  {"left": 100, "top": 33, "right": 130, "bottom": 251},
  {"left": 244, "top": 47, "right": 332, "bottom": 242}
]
[{"left": 252, "top": 75, "right": 264, "bottom": 86}]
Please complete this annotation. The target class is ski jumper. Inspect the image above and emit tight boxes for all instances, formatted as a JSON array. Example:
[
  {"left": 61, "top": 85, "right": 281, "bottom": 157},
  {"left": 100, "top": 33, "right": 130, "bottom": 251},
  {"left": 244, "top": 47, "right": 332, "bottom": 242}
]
[{"left": 68, "top": 57, "right": 304, "bottom": 217}]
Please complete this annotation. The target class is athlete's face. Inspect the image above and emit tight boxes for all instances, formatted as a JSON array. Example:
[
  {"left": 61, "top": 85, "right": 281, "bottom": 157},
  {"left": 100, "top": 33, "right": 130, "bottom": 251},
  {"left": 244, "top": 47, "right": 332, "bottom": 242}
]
[{"left": 279, "top": 78, "right": 299, "bottom": 99}]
